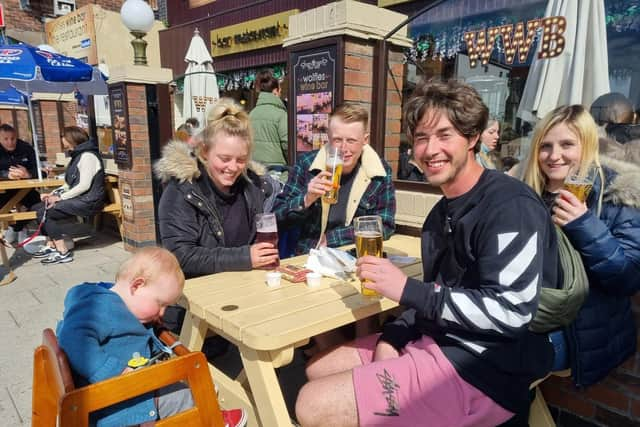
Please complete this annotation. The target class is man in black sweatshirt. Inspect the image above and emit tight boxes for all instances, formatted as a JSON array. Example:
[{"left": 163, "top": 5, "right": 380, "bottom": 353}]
[
  {"left": 0, "top": 123, "right": 40, "bottom": 243},
  {"left": 295, "top": 80, "right": 558, "bottom": 427}
]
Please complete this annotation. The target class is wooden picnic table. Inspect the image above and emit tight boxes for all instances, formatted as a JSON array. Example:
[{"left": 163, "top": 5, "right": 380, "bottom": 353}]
[
  {"left": 0, "top": 178, "right": 64, "bottom": 286},
  {"left": 179, "top": 234, "right": 423, "bottom": 427}
]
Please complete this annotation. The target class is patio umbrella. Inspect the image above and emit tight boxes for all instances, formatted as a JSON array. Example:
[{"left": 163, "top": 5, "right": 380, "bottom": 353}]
[
  {"left": 517, "top": 0, "right": 610, "bottom": 122},
  {"left": 0, "top": 86, "right": 28, "bottom": 107},
  {"left": 182, "top": 28, "right": 219, "bottom": 128},
  {"left": 0, "top": 44, "right": 108, "bottom": 179}
]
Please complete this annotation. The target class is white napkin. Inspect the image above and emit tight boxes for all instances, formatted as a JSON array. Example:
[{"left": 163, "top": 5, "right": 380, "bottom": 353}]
[{"left": 305, "top": 247, "right": 356, "bottom": 279}]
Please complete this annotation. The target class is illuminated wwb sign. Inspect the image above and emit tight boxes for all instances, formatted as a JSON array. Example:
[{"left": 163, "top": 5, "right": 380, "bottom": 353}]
[{"left": 464, "top": 16, "right": 566, "bottom": 68}]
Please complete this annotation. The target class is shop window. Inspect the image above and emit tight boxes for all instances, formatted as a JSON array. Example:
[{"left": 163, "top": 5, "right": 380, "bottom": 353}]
[{"left": 385, "top": 0, "right": 640, "bottom": 184}]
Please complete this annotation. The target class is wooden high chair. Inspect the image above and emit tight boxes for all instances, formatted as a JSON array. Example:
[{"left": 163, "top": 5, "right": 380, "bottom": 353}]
[{"left": 32, "top": 328, "right": 225, "bottom": 427}]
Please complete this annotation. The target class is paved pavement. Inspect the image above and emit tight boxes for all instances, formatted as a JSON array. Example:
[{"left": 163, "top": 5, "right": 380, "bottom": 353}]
[{"left": 0, "top": 230, "right": 129, "bottom": 425}]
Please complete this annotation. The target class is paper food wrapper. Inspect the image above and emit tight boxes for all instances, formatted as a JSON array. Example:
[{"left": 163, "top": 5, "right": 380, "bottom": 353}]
[{"left": 305, "top": 247, "right": 356, "bottom": 280}]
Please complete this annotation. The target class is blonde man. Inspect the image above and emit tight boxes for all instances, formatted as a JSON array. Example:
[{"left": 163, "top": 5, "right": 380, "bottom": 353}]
[{"left": 273, "top": 103, "right": 395, "bottom": 254}]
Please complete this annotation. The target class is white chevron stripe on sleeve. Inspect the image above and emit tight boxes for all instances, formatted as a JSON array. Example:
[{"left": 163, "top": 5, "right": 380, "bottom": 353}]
[
  {"left": 498, "top": 275, "right": 539, "bottom": 305},
  {"left": 499, "top": 232, "right": 538, "bottom": 287},
  {"left": 441, "top": 302, "right": 459, "bottom": 324},
  {"left": 498, "top": 232, "right": 518, "bottom": 254},
  {"left": 483, "top": 297, "right": 532, "bottom": 328},
  {"left": 446, "top": 333, "right": 487, "bottom": 354},
  {"left": 450, "top": 292, "right": 503, "bottom": 332}
]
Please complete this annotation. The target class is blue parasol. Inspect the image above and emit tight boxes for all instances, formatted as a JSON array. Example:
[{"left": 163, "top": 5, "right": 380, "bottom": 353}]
[
  {"left": 0, "top": 86, "right": 27, "bottom": 106},
  {"left": 0, "top": 44, "right": 108, "bottom": 179}
]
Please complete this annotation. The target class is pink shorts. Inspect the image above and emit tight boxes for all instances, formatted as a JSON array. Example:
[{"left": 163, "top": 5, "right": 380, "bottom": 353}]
[{"left": 352, "top": 334, "right": 513, "bottom": 427}]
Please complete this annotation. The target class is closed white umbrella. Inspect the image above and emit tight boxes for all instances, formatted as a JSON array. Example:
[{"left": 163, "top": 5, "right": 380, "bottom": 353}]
[
  {"left": 518, "top": 0, "right": 610, "bottom": 122},
  {"left": 182, "top": 28, "right": 219, "bottom": 128}
]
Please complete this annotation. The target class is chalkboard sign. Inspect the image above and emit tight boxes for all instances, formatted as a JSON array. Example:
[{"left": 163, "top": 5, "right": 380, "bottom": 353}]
[
  {"left": 108, "top": 83, "right": 131, "bottom": 168},
  {"left": 291, "top": 44, "right": 337, "bottom": 157}
]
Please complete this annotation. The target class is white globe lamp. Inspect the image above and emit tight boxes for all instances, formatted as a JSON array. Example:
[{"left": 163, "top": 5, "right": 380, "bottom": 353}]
[{"left": 120, "top": 0, "right": 155, "bottom": 66}]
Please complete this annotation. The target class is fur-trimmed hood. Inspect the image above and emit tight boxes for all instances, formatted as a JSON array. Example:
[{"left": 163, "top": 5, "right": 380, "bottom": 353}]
[
  {"left": 153, "top": 140, "right": 267, "bottom": 184},
  {"left": 600, "top": 154, "right": 640, "bottom": 210}
]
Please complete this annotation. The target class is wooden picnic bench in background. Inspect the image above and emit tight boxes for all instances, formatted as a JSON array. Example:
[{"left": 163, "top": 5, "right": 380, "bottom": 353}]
[{"left": 0, "top": 174, "right": 123, "bottom": 239}]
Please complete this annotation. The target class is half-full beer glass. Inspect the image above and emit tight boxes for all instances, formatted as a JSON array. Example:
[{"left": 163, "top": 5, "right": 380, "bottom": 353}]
[
  {"left": 255, "top": 213, "right": 279, "bottom": 269},
  {"left": 354, "top": 215, "right": 383, "bottom": 297},
  {"left": 322, "top": 145, "right": 343, "bottom": 205},
  {"left": 564, "top": 164, "right": 598, "bottom": 203}
]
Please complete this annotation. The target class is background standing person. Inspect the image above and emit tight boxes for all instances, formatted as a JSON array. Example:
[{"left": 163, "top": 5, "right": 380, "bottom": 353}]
[
  {"left": 476, "top": 117, "right": 501, "bottom": 169},
  {"left": 0, "top": 123, "right": 40, "bottom": 244},
  {"left": 273, "top": 103, "right": 395, "bottom": 254},
  {"left": 32, "top": 126, "right": 105, "bottom": 265},
  {"left": 155, "top": 98, "right": 279, "bottom": 279},
  {"left": 250, "top": 70, "right": 288, "bottom": 166},
  {"left": 295, "top": 80, "right": 558, "bottom": 427},
  {"left": 520, "top": 104, "right": 640, "bottom": 387}
]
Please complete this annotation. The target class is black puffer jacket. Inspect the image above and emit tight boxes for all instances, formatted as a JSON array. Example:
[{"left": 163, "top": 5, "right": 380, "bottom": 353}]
[
  {"left": 58, "top": 140, "right": 105, "bottom": 216},
  {"left": 154, "top": 141, "right": 270, "bottom": 278}
]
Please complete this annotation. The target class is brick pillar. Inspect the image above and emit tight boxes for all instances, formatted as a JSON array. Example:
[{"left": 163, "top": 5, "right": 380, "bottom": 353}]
[
  {"left": 384, "top": 48, "right": 405, "bottom": 177},
  {"left": 106, "top": 64, "right": 173, "bottom": 252},
  {"left": 118, "top": 83, "right": 157, "bottom": 251},
  {"left": 15, "top": 110, "right": 30, "bottom": 142},
  {"left": 285, "top": 1, "right": 411, "bottom": 172},
  {"left": 40, "top": 101, "right": 62, "bottom": 162},
  {"left": 343, "top": 41, "right": 374, "bottom": 108}
]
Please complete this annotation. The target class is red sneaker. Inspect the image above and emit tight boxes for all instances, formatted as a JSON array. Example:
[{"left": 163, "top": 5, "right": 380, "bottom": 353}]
[{"left": 222, "top": 408, "right": 247, "bottom": 427}]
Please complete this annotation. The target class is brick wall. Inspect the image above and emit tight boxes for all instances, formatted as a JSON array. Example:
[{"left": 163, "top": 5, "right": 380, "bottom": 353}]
[
  {"left": 541, "top": 310, "right": 640, "bottom": 427},
  {"left": 2, "top": 0, "right": 121, "bottom": 35},
  {"left": 118, "top": 83, "right": 157, "bottom": 250},
  {"left": 2, "top": 0, "right": 43, "bottom": 33},
  {"left": 384, "top": 47, "right": 404, "bottom": 177},
  {"left": 40, "top": 101, "right": 62, "bottom": 162},
  {"left": 341, "top": 39, "right": 404, "bottom": 176}
]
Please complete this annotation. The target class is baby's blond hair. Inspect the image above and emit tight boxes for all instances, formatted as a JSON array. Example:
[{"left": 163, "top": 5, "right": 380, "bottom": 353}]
[{"left": 116, "top": 247, "right": 185, "bottom": 289}]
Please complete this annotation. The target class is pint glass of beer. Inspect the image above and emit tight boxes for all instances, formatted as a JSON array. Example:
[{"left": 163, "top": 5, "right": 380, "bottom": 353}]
[
  {"left": 564, "top": 164, "right": 598, "bottom": 203},
  {"left": 255, "top": 213, "right": 280, "bottom": 269},
  {"left": 322, "top": 145, "right": 343, "bottom": 205},
  {"left": 354, "top": 215, "right": 383, "bottom": 297}
]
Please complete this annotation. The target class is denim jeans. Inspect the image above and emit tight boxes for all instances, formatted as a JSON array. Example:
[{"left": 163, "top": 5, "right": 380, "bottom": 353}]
[{"left": 549, "top": 329, "right": 569, "bottom": 371}]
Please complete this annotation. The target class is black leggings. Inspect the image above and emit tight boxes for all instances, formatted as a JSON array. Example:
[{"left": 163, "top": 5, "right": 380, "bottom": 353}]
[{"left": 33, "top": 202, "right": 76, "bottom": 241}]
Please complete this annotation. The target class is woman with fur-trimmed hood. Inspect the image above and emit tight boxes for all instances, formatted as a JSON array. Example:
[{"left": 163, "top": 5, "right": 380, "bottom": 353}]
[
  {"left": 521, "top": 105, "right": 640, "bottom": 388},
  {"left": 155, "top": 98, "right": 279, "bottom": 278}
]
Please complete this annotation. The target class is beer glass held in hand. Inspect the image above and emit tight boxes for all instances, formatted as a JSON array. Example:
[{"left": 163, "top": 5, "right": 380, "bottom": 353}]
[
  {"left": 354, "top": 215, "right": 383, "bottom": 297},
  {"left": 322, "top": 145, "right": 343, "bottom": 205},
  {"left": 255, "top": 213, "right": 280, "bottom": 269},
  {"left": 564, "top": 164, "right": 598, "bottom": 203}
]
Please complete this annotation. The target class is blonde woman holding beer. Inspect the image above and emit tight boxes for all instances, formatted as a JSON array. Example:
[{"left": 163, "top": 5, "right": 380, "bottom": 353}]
[
  {"left": 520, "top": 104, "right": 640, "bottom": 387},
  {"left": 155, "top": 98, "right": 279, "bottom": 279},
  {"left": 273, "top": 103, "right": 395, "bottom": 255}
]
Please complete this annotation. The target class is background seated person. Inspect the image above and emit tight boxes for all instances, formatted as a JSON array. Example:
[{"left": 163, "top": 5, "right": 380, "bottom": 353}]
[
  {"left": 295, "top": 80, "right": 558, "bottom": 427},
  {"left": 476, "top": 117, "right": 501, "bottom": 169},
  {"left": 32, "top": 126, "right": 105, "bottom": 264},
  {"left": 273, "top": 103, "right": 395, "bottom": 254},
  {"left": 0, "top": 123, "right": 40, "bottom": 244},
  {"left": 155, "top": 98, "right": 279, "bottom": 279},
  {"left": 398, "top": 145, "right": 425, "bottom": 182},
  {"left": 520, "top": 105, "right": 640, "bottom": 387}
]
